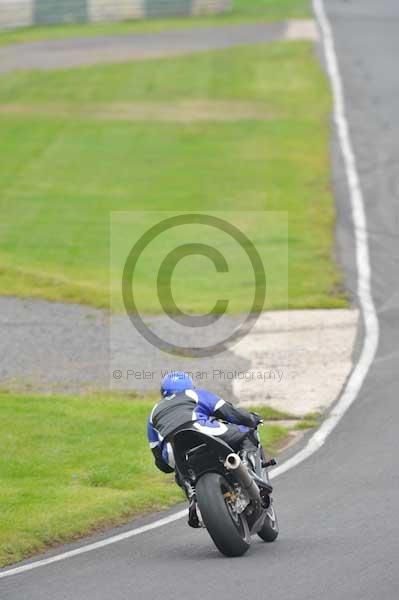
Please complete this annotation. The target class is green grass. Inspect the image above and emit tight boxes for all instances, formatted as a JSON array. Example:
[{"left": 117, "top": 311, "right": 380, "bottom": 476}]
[
  {"left": 294, "top": 411, "right": 321, "bottom": 429},
  {"left": 0, "top": 392, "right": 291, "bottom": 566},
  {"left": 0, "top": 0, "right": 310, "bottom": 47},
  {"left": 250, "top": 405, "right": 295, "bottom": 421},
  {"left": 0, "top": 42, "right": 346, "bottom": 312}
]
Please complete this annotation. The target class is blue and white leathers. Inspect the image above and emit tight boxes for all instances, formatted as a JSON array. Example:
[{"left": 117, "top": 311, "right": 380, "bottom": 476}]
[{"left": 148, "top": 388, "right": 259, "bottom": 472}]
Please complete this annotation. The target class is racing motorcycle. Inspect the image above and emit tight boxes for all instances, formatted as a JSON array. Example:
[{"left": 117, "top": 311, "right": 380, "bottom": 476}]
[{"left": 170, "top": 426, "right": 279, "bottom": 557}]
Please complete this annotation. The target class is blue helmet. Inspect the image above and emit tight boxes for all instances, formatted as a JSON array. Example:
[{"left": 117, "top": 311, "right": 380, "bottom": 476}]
[{"left": 161, "top": 371, "right": 194, "bottom": 397}]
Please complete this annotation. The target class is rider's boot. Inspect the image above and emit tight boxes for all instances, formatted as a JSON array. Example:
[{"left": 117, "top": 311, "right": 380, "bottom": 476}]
[
  {"left": 183, "top": 480, "right": 201, "bottom": 528},
  {"left": 240, "top": 437, "right": 273, "bottom": 502},
  {"left": 188, "top": 497, "right": 201, "bottom": 528},
  {"left": 240, "top": 436, "right": 258, "bottom": 472}
]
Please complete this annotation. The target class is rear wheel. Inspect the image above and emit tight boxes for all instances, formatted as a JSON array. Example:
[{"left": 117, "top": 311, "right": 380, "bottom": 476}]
[{"left": 196, "top": 472, "right": 251, "bottom": 557}]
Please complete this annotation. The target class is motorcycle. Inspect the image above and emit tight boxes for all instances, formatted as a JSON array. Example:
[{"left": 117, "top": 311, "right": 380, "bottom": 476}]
[{"left": 170, "top": 426, "right": 279, "bottom": 557}]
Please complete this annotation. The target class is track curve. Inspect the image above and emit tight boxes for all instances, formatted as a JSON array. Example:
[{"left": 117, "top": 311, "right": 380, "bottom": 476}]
[{"left": 2, "top": 1, "right": 399, "bottom": 598}]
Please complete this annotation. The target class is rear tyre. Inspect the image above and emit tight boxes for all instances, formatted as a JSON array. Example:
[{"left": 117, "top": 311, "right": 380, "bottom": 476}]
[
  {"left": 196, "top": 472, "right": 251, "bottom": 557},
  {"left": 257, "top": 501, "right": 279, "bottom": 542}
]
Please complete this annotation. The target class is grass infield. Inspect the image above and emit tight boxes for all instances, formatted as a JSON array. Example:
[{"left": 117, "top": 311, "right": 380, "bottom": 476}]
[
  {"left": 0, "top": 42, "right": 347, "bottom": 311},
  {"left": 0, "top": 393, "right": 297, "bottom": 567}
]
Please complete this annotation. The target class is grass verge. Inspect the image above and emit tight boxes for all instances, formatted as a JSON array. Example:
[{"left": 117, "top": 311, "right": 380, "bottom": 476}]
[
  {"left": 0, "top": 392, "right": 303, "bottom": 567},
  {"left": 0, "top": 42, "right": 347, "bottom": 311},
  {"left": 0, "top": 0, "right": 310, "bottom": 47}
]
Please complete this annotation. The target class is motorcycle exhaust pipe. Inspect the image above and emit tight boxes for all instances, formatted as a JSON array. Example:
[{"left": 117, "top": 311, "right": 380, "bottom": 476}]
[{"left": 224, "top": 453, "right": 262, "bottom": 508}]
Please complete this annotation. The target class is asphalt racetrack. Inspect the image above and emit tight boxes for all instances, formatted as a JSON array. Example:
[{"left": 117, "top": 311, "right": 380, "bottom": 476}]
[
  {"left": 2, "top": 1, "right": 399, "bottom": 597},
  {"left": 0, "top": 20, "right": 315, "bottom": 73}
]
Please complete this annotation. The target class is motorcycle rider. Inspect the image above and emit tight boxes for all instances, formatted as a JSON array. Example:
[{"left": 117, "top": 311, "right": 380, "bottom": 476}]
[{"left": 147, "top": 371, "right": 264, "bottom": 527}]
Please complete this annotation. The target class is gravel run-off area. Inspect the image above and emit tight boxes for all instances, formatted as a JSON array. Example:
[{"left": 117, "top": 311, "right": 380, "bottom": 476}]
[{"left": 0, "top": 297, "right": 357, "bottom": 417}]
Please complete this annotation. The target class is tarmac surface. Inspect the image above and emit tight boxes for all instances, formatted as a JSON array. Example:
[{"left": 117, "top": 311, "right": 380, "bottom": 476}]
[
  {"left": 0, "top": 20, "right": 317, "bottom": 73},
  {"left": 2, "top": 1, "right": 399, "bottom": 598},
  {"left": 0, "top": 297, "right": 357, "bottom": 417}
]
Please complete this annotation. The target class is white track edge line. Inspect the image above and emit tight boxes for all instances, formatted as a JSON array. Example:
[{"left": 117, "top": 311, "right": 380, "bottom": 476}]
[
  {"left": 271, "top": 0, "right": 379, "bottom": 477},
  {"left": 0, "top": 0, "right": 379, "bottom": 580},
  {"left": 0, "top": 510, "right": 188, "bottom": 579}
]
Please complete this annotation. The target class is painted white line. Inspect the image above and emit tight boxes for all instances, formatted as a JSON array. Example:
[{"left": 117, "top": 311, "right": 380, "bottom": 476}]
[
  {"left": 271, "top": 0, "right": 379, "bottom": 477},
  {"left": 0, "top": 0, "right": 379, "bottom": 580},
  {"left": 0, "top": 510, "right": 187, "bottom": 579}
]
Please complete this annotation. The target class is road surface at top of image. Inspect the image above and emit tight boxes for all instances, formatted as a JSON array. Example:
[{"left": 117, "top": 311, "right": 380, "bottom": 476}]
[
  {"left": 2, "top": 1, "right": 399, "bottom": 598},
  {"left": 0, "top": 20, "right": 317, "bottom": 73}
]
